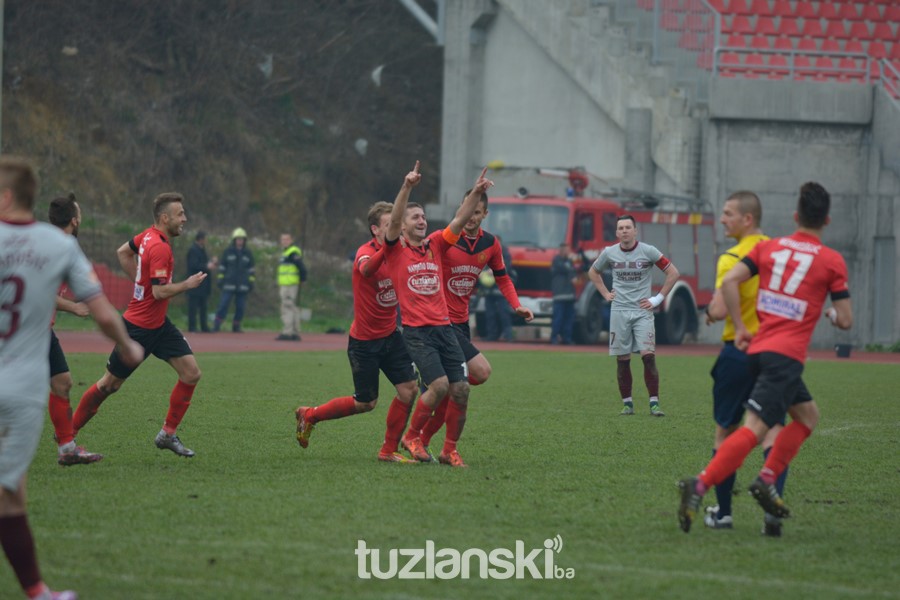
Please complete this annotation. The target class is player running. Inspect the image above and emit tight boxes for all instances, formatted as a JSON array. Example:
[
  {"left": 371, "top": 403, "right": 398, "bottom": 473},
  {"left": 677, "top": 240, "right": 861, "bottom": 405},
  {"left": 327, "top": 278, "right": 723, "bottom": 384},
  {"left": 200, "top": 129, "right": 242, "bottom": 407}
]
[
  {"left": 415, "top": 188, "right": 534, "bottom": 458},
  {"left": 293, "top": 201, "right": 419, "bottom": 463},
  {"left": 677, "top": 181, "right": 852, "bottom": 534},
  {"left": 72, "top": 193, "right": 207, "bottom": 457}
]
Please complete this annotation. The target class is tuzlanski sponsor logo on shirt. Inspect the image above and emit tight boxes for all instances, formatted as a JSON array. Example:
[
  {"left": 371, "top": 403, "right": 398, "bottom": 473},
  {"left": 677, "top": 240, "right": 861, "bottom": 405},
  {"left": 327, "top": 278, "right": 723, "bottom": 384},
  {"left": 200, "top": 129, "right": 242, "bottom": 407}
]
[
  {"left": 408, "top": 273, "right": 441, "bottom": 295},
  {"left": 757, "top": 289, "right": 807, "bottom": 321},
  {"left": 448, "top": 274, "right": 477, "bottom": 297},
  {"left": 376, "top": 278, "right": 397, "bottom": 307}
]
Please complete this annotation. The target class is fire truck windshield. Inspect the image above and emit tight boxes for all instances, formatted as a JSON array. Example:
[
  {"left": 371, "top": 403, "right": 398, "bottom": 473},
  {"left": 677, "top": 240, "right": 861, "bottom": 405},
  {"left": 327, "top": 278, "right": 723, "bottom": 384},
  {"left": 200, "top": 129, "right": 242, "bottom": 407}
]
[{"left": 484, "top": 203, "right": 569, "bottom": 249}]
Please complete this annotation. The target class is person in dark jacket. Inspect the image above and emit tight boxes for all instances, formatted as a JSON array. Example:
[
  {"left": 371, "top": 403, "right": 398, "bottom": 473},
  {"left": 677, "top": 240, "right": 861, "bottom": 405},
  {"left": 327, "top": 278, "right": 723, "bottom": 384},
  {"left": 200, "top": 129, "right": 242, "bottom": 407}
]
[
  {"left": 213, "top": 227, "right": 255, "bottom": 333},
  {"left": 186, "top": 231, "right": 216, "bottom": 332},
  {"left": 480, "top": 238, "right": 516, "bottom": 341},
  {"left": 550, "top": 242, "right": 579, "bottom": 345}
]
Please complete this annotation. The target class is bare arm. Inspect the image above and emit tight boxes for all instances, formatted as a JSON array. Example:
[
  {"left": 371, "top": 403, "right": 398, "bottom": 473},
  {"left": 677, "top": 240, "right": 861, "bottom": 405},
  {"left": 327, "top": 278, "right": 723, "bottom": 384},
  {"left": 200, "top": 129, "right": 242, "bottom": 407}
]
[
  {"left": 152, "top": 272, "right": 208, "bottom": 300},
  {"left": 705, "top": 288, "right": 727, "bottom": 324},
  {"left": 447, "top": 167, "right": 493, "bottom": 236},
  {"left": 56, "top": 296, "right": 89, "bottom": 317},
  {"left": 386, "top": 161, "right": 422, "bottom": 243},
  {"left": 588, "top": 267, "right": 614, "bottom": 302},
  {"left": 84, "top": 294, "right": 143, "bottom": 367},
  {"left": 117, "top": 241, "right": 138, "bottom": 281},
  {"left": 722, "top": 262, "right": 753, "bottom": 350},
  {"left": 826, "top": 297, "right": 853, "bottom": 330}
]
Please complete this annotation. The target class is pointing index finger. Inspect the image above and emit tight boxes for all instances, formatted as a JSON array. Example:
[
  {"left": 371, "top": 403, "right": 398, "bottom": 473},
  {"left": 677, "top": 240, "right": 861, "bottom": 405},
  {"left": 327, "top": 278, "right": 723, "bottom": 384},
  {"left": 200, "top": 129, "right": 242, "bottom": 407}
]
[{"left": 413, "top": 160, "right": 421, "bottom": 174}]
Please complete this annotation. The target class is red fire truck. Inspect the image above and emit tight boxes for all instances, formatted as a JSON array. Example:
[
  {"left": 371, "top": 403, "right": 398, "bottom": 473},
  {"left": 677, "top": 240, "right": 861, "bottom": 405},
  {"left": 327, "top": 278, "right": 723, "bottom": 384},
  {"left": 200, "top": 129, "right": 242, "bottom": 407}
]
[{"left": 473, "top": 171, "right": 718, "bottom": 345}]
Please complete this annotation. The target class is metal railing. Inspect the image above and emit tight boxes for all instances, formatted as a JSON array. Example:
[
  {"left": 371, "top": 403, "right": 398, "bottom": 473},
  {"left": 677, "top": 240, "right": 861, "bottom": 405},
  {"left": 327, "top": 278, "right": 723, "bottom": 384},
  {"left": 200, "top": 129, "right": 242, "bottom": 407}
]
[{"left": 712, "top": 47, "right": 873, "bottom": 81}]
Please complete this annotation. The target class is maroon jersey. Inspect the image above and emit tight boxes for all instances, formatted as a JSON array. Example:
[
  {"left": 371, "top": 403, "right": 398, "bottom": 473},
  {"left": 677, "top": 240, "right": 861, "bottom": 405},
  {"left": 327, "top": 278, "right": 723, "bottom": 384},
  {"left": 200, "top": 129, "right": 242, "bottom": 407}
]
[
  {"left": 743, "top": 231, "right": 850, "bottom": 363},
  {"left": 443, "top": 229, "right": 519, "bottom": 324},
  {"left": 349, "top": 239, "right": 398, "bottom": 340},
  {"left": 384, "top": 228, "right": 460, "bottom": 327},
  {"left": 123, "top": 226, "right": 173, "bottom": 329}
]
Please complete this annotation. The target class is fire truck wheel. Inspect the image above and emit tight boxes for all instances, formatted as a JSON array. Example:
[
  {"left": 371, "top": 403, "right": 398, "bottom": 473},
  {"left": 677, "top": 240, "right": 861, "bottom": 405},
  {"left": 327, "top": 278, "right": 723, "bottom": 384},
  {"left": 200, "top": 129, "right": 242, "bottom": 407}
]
[{"left": 656, "top": 292, "right": 691, "bottom": 345}]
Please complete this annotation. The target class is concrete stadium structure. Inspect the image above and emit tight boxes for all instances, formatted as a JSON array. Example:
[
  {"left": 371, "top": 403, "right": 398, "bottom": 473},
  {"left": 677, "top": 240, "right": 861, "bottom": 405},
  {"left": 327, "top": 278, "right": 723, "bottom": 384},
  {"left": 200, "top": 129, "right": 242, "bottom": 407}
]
[{"left": 433, "top": 0, "right": 900, "bottom": 349}]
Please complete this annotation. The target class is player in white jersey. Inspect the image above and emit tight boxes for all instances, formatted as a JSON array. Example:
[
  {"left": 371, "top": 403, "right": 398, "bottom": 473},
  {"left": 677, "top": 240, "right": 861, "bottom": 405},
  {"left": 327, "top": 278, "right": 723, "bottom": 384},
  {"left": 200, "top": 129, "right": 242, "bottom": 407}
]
[
  {"left": 588, "top": 214, "right": 680, "bottom": 416},
  {"left": 0, "top": 156, "right": 141, "bottom": 600}
]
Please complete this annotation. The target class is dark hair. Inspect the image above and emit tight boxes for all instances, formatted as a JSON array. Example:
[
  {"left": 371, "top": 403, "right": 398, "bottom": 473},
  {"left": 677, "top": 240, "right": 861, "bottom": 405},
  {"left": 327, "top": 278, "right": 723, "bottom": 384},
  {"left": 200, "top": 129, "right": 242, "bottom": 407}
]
[
  {"left": 366, "top": 201, "right": 393, "bottom": 236},
  {"left": 406, "top": 201, "right": 424, "bottom": 214},
  {"left": 153, "top": 192, "right": 184, "bottom": 221},
  {"left": 797, "top": 182, "right": 830, "bottom": 229},
  {"left": 617, "top": 214, "right": 636, "bottom": 226},
  {"left": 195, "top": 230, "right": 207, "bottom": 241},
  {"left": 727, "top": 190, "right": 762, "bottom": 227},
  {"left": 463, "top": 188, "right": 489, "bottom": 210},
  {"left": 0, "top": 156, "right": 38, "bottom": 210},
  {"left": 48, "top": 192, "right": 78, "bottom": 228}
]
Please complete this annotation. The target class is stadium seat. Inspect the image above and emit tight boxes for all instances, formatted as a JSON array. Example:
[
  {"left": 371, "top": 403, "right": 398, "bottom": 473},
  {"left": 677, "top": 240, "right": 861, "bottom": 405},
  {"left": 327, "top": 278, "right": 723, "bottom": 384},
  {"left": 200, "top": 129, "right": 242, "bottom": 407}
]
[
  {"left": 845, "top": 39, "right": 865, "bottom": 54},
  {"left": 849, "top": 21, "right": 872, "bottom": 40},
  {"left": 861, "top": 4, "right": 884, "bottom": 22},
  {"left": 679, "top": 30, "right": 703, "bottom": 50},
  {"left": 814, "top": 55, "right": 837, "bottom": 79},
  {"left": 725, "top": 33, "right": 748, "bottom": 47},
  {"left": 839, "top": 3, "right": 863, "bottom": 20},
  {"left": 638, "top": 0, "right": 654, "bottom": 10},
  {"left": 817, "top": 2, "right": 839, "bottom": 20},
  {"left": 891, "top": 42, "right": 900, "bottom": 61},
  {"left": 887, "top": 5, "right": 900, "bottom": 23},
  {"left": 798, "top": 37, "right": 819, "bottom": 52},
  {"left": 869, "top": 41, "right": 888, "bottom": 60},
  {"left": 756, "top": 16, "right": 777, "bottom": 35},
  {"left": 750, "top": 0, "right": 773, "bottom": 16},
  {"left": 719, "top": 51, "right": 741, "bottom": 77},
  {"left": 731, "top": 15, "right": 754, "bottom": 34},
  {"left": 777, "top": 17, "right": 800, "bottom": 37},
  {"left": 768, "top": 53, "right": 790, "bottom": 79},
  {"left": 771, "top": 0, "right": 792, "bottom": 17},
  {"left": 795, "top": 2, "right": 817, "bottom": 19},
  {"left": 794, "top": 55, "right": 814, "bottom": 79},
  {"left": 773, "top": 36, "right": 794, "bottom": 50},
  {"left": 661, "top": 12, "right": 681, "bottom": 31},
  {"left": 750, "top": 35, "right": 770, "bottom": 49},
  {"left": 825, "top": 20, "right": 850, "bottom": 40},
  {"left": 663, "top": 0, "right": 687, "bottom": 11},
  {"left": 697, "top": 51, "right": 714, "bottom": 70},
  {"left": 822, "top": 38, "right": 841, "bottom": 53},
  {"left": 872, "top": 23, "right": 894, "bottom": 42},
  {"left": 706, "top": 0, "right": 725, "bottom": 12},
  {"left": 684, "top": 13, "right": 709, "bottom": 32},
  {"left": 837, "top": 56, "right": 865, "bottom": 81},
  {"left": 802, "top": 18, "right": 824, "bottom": 38},
  {"left": 744, "top": 52, "right": 766, "bottom": 77},
  {"left": 729, "top": 0, "right": 754, "bottom": 16}
]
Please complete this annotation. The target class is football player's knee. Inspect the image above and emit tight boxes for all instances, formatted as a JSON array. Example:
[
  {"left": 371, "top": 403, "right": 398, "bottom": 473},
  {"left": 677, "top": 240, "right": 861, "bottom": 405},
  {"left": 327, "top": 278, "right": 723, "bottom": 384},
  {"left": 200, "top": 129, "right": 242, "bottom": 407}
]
[
  {"left": 184, "top": 368, "right": 202, "bottom": 386},
  {"left": 450, "top": 382, "right": 470, "bottom": 406},
  {"left": 50, "top": 374, "right": 73, "bottom": 398},
  {"left": 357, "top": 399, "right": 377, "bottom": 412},
  {"left": 396, "top": 381, "right": 418, "bottom": 403}
]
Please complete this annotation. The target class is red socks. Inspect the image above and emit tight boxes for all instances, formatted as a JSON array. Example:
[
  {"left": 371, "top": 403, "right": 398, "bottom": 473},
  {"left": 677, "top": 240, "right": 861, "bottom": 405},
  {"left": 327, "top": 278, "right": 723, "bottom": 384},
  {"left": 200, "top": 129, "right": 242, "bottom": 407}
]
[
  {"left": 699, "top": 426, "right": 758, "bottom": 488},
  {"left": 761, "top": 421, "right": 812, "bottom": 484},
  {"left": 163, "top": 380, "right": 196, "bottom": 434},
  {"left": 0, "top": 515, "right": 41, "bottom": 594},
  {"left": 72, "top": 383, "right": 110, "bottom": 433},
  {"left": 307, "top": 396, "right": 357, "bottom": 425},
  {"left": 420, "top": 396, "right": 450, "bottom": 446},
  {"left": 381, "top": 397, "right": 412, "bottom": 454},
  {"left": 47, "top": 393, "right": 74, "bottom": 446},
  {"left": 441, "top": 401, "right": 468, "bottom": 455},
  {"left": 405, "top": 399, "right": 434, "bottom": 440}
]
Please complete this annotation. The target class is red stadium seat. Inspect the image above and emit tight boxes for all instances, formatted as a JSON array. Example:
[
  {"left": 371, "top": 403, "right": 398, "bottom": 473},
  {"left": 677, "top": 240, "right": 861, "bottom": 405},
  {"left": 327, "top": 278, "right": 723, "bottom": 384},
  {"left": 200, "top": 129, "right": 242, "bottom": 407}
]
[
  {"left": 663, "top": 0, "right": 687, "bottom": 11},
  {"left": 773, "top": 36, "right": 794, "bottom": 50},
  {"left": 731, "top": 15, "right": 754, "bottom": 34},
  {"left": 684, "top": 13, "right": 710, "bottom": 32},
  {"left": 886, "top": 5, "right": 900, "bottom": 22},
  {"left": 814, "top": 55, "right": 837, "bottom": 79},
  {"left": 756, "top": 16, "right": 777, "bottom": 35},
  {"left": 891, "top": 42, "right": 900, "bottom": 61},
  {"left": 706, "top": 0, "right": 725, "bottom": 12},
  {"left": 794, "top": 55, "right": 814, "bottom": 79},
  {"left": 838, "top": 3, "right": 862, "bottom": 20},
  {"left": 872, "top": 23, "right": 894, "bottom": 42},
  {"left": 750, "top": 0, "right": 772, "bottom": 16},
  {"left": 697, "top": 51, "right": 714, "bottom": 70},
  {"left": 661, "top": 12, "right": 681, "bottom": 31},
  {"left": 768, "top": 53, "right": 790, "bottom": 78},
  {"left": 861, "top": 4, "right": 884, "bottom": 22},
  {"left": 822, "top": 38, "right": 841, "bottom": 52},
  {"left": 849, "top": 21, "right": 872, "bottom": 41},
  {"left": 794, "top": 2, "right": 817, "bottom": 19},
  {"left": 750, "top": 35, "right": 770, "bottom": 49},
  {"left": 845, "top": 39, "right": 864, "bottom": 54},
  {"left": 638, "top": 0, "right": 654, "bottom": 10},
  {"left": 869, "top": 41, "right": 888, "bottom": 60},
  {"left": 798, "top": 37, "right": 818, "bottom": 51},
  {"left": 679, "top": 31, "right": 703, "bottom": 50},
  {"left": 771, "top": 0, "right": 792, "bottom": 17},
  {"left": 817, "top": 2, "right": 839, "bottom": 20},
  {"left": 777, "top": 17, "right": 800, "bottom": 37},
  {"left": 825, "top": 20, "right": 850, "bottom": 40},
  {"left": 725, "top": 33, "right": 748, "bottom": 47},
  {"left": 729, "top": 0, "right": 753, "bottom": 15},
  {"left": 801, "top": 18, "right": 824, "bottom": 38},
  {"left": 837, "top": 56, "right": 864, "bottom": 81}
]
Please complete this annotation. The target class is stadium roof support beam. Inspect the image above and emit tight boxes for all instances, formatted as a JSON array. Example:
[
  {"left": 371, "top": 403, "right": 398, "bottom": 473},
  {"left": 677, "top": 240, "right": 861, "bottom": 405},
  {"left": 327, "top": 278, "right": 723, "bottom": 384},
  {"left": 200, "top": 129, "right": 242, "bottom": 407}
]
[{"left": 397, "top": 0, "right": 445, "bottom": 46}]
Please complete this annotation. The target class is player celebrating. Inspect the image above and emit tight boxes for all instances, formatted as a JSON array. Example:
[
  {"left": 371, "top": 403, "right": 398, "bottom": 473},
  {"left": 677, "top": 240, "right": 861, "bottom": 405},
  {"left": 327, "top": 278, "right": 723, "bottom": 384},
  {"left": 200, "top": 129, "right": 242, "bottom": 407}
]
[
  {"left": 0, "top": 156, "right": 142, "bottom": 600},
  {"left": 72, "top": 193, "right": 208, "bottom": 457},
  {"left": 677, "top": 182, "right": 852, "bottom": 533},
  {"left": 294, "top": 201, "right": 419, "bottom": 463},
  {"left": 385, "top": 161, "right": 492, "bottom": 467},
  {"left": 588, "top": 215, "right": 680, "bottom": 416},
  {"left": 45, "top": 193, "right": 106, "bottom": 466},
  {"left": 415, "top": 188, "right": 534, "bottom": 457}
]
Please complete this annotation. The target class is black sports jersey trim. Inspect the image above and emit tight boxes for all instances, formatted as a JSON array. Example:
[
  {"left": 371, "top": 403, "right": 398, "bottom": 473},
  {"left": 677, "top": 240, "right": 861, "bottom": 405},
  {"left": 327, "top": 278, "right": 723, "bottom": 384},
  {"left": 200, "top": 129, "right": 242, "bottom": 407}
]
[{"left": 740, "top": 256, "right": 758, "bottom": 277}]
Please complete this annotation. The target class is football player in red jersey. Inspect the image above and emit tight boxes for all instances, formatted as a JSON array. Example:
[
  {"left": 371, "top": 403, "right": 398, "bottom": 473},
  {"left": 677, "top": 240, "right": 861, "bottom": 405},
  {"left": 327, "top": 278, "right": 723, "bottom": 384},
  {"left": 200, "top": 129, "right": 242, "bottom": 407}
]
[
  {"left": 293, "top": 201, "right": 419, "bottom": 462},
  {"left": 72, "top": 193, "right": 208, "bottom": 457},
  {"left": 384, "top": 162, "right": 492, "bottom": 467},
  {"left": 678, "top": 182, "right": 853, "bottom": 533},
  {"left": 416, "top": 189, "right": 534, "bottom": 457}
]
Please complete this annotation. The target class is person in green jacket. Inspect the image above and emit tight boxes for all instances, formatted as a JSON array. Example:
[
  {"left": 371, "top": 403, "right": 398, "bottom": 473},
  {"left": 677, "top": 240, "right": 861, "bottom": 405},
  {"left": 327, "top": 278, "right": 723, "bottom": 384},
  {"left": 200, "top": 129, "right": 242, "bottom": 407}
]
[{"left": 276, "top": 233, "right": 308, "bottom": 341}]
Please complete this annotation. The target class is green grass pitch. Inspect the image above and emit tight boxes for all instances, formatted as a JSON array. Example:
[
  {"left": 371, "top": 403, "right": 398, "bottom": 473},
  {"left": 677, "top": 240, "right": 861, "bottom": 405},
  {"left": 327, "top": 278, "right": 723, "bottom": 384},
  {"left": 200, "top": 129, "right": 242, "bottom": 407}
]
[{"left": 4, "top": 351, "right": 898, "bottom": 599}]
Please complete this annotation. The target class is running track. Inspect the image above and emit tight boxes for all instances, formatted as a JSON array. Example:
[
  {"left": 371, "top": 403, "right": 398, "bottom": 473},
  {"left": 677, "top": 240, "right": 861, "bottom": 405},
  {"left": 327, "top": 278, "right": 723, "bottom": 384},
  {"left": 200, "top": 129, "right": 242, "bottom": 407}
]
[{"left": 56, "top": 330, "right": 900, "bottom": 364}]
